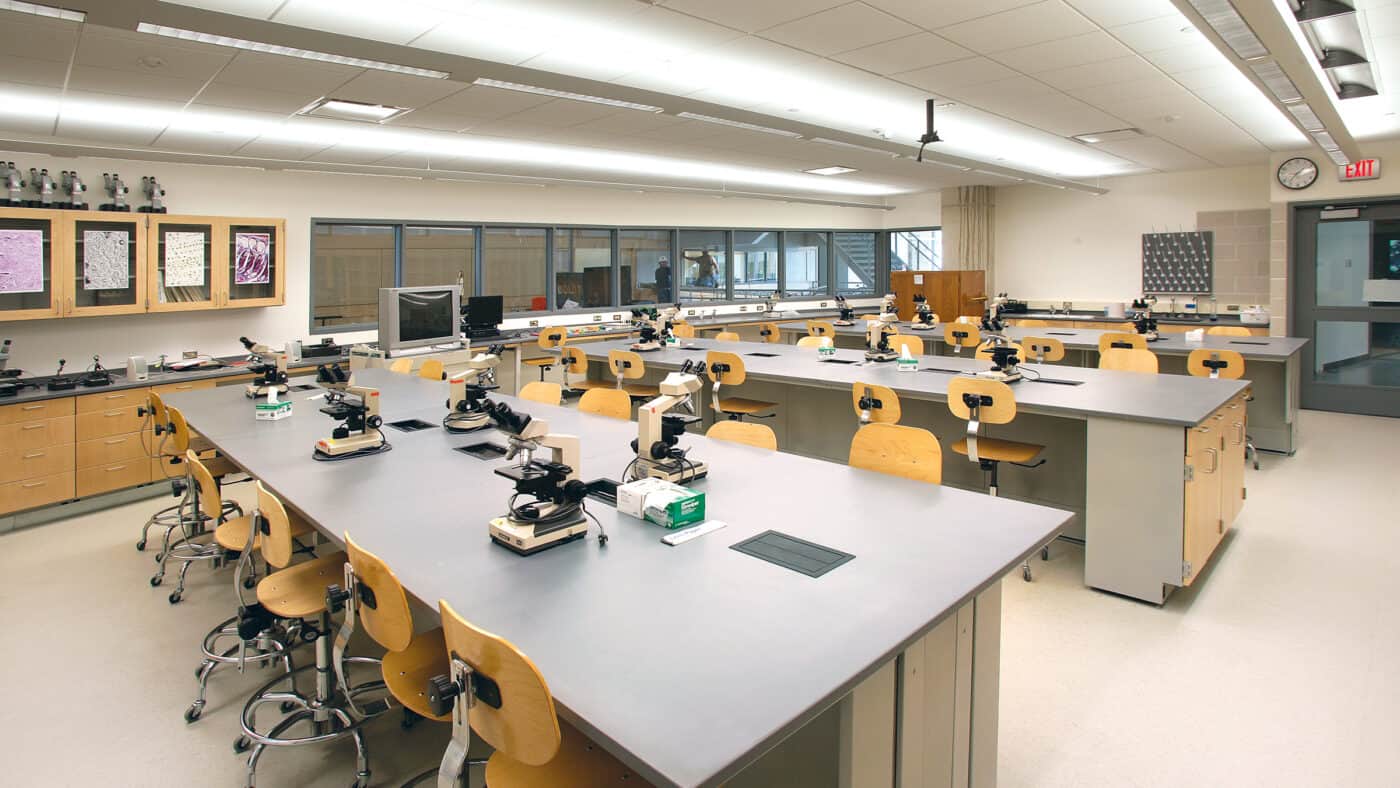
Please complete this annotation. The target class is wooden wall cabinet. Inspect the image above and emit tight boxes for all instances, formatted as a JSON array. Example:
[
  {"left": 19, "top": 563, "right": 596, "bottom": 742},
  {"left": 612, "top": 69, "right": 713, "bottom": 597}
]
[
  {"left": 891, "top": 270, "right": 985, "bottom": 322},
  {"left": 0, "top": 207, "right": 63, "bottom": 321},
  {"left": 60, "top": 212, "right": 148, "bottom": 317}
]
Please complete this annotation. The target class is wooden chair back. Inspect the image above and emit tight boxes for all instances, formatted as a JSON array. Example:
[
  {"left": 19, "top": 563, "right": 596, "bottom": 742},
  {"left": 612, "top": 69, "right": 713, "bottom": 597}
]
[
  {"left": 389, "top": 358, "right": 414, "bottom": 374},
  {"left": 144, "top": 390, "right": 168, "bottom": 437},
  {"left": 1098, "top": 332, "right": 1146, "bottom": 353},
  {"left": 714, "top": 330, "right": 741, "bottom": 342},
  {"left": 418, "top": 359, "right": 445, "bottom": 381},
  {"left": 807, "top": 320, "right": 835, "bottom": 337},
  {"left": 758, "top": 322, "right": 781, "bottom": 343},
  {"left": 1023, "top": 336, "right": 1065, "bottom": 363},
  {"left": 438, "top": 599, "right": 561, "bottom": 767},
  {"left": 975, "top": 341, "right": 1024, "bottom": 362},
  {"left": 947, "top": 377, "right": 1017, "bottom": 424},
  {"left": 1207, "top": 325, "right": 1252, "bottom": 337},
  {"left": 558, "top": 347, "right": 587, "bottom": 375},
  {"left": 943, "top": 321, "right": 981, "bottom": 349},
  {"left": 852, "top": 382, "right": 901, "bottom": 424},
  {"left": 705, "top": 351, "right": 747, "bottom": 386},
  {"left": 519, "top": 381, "right": 563, "bottom": 406},
  {"left": 184, "top": 449, "right": 223, "bottom": 524},
  {"left": 672, "top": 323, "right": 696, "bottom": 338},
  {"left": 1099, "top": 347, "right": 1159, "bottom": 373},
  {"left": 848, "top": 423, "right": 942, "bottom": 485},
  {"left": 888, "top": 334, "right": 924, "bottom": 357},
  {"left": 1187, "top": 348, "right": 1245, "bottom": 379},
  {"left": 608, "top": 349, "right": 646, "bottom": 381},
  {"left": 706, "top": 421, "right": 777, "bottom": 451},
  {"left": 257, "top": 481, "right": 298, "bottom": 569},
  {"left": 858, "top": 314, "right": 880, "bottom": 321},
  {"left": 958, "top": 315, "right": 981, "bottom": 324},
  {"left": 345, "top": 533, "right": 415, "bottom": 653},
  {"left": 165, "top": 406, "right": 192, "bottom": 455},
  {"left": 538, "top": 327, "right": 567, "bottom": 350},
  {"left": 796, "top": 336, "right": 830, "bottom": 349},
  {"left": 579, "top": 388, "right": 632, "bottom": 420}
]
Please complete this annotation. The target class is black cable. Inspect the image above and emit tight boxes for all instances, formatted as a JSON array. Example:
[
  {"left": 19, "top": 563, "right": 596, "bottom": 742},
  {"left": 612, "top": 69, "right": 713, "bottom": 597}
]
[
  {"left": 582, "top": 503, "right": 608, "bottom": 546},
  {"left": 442, "top": 412, "right": 489, "bottom": 434},
  {"left": 312, "top": 429, "right": 393, "bottom": 461}
]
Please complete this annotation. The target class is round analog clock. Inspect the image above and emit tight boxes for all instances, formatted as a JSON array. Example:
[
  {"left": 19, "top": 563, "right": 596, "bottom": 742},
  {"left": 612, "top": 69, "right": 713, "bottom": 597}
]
[{"left": 1277, "top": 156, "right": 1318, "bottom": 190}]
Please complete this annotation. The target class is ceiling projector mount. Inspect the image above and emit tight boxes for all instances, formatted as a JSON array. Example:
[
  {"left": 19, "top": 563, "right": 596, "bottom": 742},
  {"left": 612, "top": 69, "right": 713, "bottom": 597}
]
[{"left": 916, "top": 98, "right": 942, "bottom": 162}]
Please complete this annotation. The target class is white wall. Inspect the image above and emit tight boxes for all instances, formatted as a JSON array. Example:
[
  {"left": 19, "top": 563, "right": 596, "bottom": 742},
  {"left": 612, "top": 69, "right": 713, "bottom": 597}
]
[
  {"left": 995, "top": 165, "right": 1269, "bottom": 303},
  {"left": 0, "top": 148, "right": 919, "bottom": 371}
]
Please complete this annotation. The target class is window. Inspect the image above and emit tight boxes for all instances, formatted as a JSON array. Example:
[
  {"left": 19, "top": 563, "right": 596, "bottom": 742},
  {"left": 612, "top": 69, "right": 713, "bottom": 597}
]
[
  {"left": 619, "top": 229, "right": 672, "bottom": 306},
  {"left": 678, "top": 230, "right": 727, "bottom": 303},
  {"left": 554, "top": 228, "right": 612, "bottom": 309},
  {"left": 890, "top": 229, "right": 941, "bottom": 272},
  {"left": 312, "top": 223, "right": 394, "bottom": 329},
  {"left": 732, "top": 231, "right": 779, "bottom": 300},
  {"left": 404, "top": 226, "right": 474, "bottom": 295},
  {"left": 834, "top": 232, "right": 877, "bottom": 296},
  {"left": 483, "top": 227, "right": 547, "bottom": 313},
  {"left": 784, "top": 231, "right": 829, "bottom": 296}
]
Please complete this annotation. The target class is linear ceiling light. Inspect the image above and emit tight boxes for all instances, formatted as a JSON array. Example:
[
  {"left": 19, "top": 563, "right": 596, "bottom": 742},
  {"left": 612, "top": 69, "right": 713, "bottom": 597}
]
[
  {"left": 1311, "top": 130, "right": 1340, "bottom": 150},
  {"left": 915, "top": 158, "right": 973, "bottom": 171},
  {"left": 1186, "top": 0, "right": 1269, "bottom": 59},
  {"left": 1249, "top": 60, "right": 1303, "bottom": 103},
  {"left": 676, "top": 112, "right": 803, "bottom": 138},
  {"left": 135, "top": 23, "right": 450, "bottom": 79},
  {"left": 1071, "top": 128, "right": 1144, "bottom": 144},
  {"left": 1319, "top": 48, "right": 1367, "bottom": 68},
  {"left": 972, "top": 169, "right": 1024, "bottom": 182},
  {"left": 1286, "top": 103, "right": 1326, "bottom": 132},
  {"left": 1296, "top": 0, "right": 1356, "bottom": 23},
  {"left": 0, "top": 0, "right": 84, "bottom": 21},
  {"left": 1325, "top": 148, "right": 1350, "bottom": 165},
  {"left": 809, "top": 136, "right": 903, "bottom": 157},
  {"left": 803, "top": 166, "right": 858, "bottom": 176},
  {"left": 471, "top": 78, "right": 664, "bottom": 113}
]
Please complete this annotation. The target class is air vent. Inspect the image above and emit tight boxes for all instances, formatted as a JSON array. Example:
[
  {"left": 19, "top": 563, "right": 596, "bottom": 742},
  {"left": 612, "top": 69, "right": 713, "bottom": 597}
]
[
  {"left": 1071, "top": 128, "right": 1145, "bottom": 144},
  {"left": 1249, "top": 61, "right": 1303, "bottom": 103},
  {"left": 1186, "top": 0, "right": 1269, "bottom": 59},
  {"left": 1312, "top": 130, "right": 1340, "bottom": 151},
  {"left": 1286, "top": 103, "right": 1326, "bottom": 132},
  {"left": 298, "top": 97, "right": 410, "bottom": 123}
]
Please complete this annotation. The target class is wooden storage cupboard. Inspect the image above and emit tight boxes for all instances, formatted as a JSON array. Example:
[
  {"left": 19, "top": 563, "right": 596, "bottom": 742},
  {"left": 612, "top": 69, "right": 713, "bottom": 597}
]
[
  {"left": 891, "top": 270, "right": 985, "bottom": 323},
  {"left": 60, "top": 212, "right": 148, "bottom": 317},
  {"left": 0, "top": 207, "right": 63, "bottom": 320},
  {"left": 1182, "top": 393, "right": 1247, "bottom": 585},
  {"left": 0, "top": 397, "right": 76, "bottom": 515}
]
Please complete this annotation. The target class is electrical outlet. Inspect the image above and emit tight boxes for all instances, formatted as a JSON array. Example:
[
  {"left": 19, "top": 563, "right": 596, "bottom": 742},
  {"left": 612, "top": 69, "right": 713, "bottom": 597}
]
[
  {"left": 820, "top": 301, "right": 828, "bottom": 308},
  {"left": 1226, "top": 304, "right": 1241, "bottom": 312},
  {"left": 739, "top": 305, "right": 748, "bottom": 312},
  {"left": 687, "top": 309, "right": 696, "bottom": 316},
  {"left": 529, "top": 319, "right": 539, "bottom": 327},
  {"left": 592, "top": 314, "right": 602, "bottom": 322},
  {"left": 612, "top": 313, "right": 622, "bottom": 321}
]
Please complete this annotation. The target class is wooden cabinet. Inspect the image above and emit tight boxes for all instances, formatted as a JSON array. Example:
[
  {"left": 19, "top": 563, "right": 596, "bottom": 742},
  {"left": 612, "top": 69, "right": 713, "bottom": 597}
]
[
  {"left": 0, "top": 472, "right": 75, "bottom": 514},
  {"left": 223, "top": 218, "right": 286, "bottom": 309},
  {"left": 59, "top": 212, "right": 147, "bottom": 317},
  {"left": 147, "top": 214, "right": 219, "bottom": 312},
  {"left": 891, "top": 270, "right": 985, "bottom": 322},
  {"left": 1220, "top": 394, "right": 1248, "bottom": 526},
  {"left": 0, "top": 398, "right": 76, "bottom": 514},
  {"left": 0, "top": 207, "right": 63, "bottom": 321},
  {"left": 1181, "top": 395, "right": 1249, "bottom": 585}
]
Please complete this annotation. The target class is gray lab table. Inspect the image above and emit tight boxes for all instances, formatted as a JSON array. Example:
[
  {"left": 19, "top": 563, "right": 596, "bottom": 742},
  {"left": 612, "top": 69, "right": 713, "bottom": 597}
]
[
  {"left": 576, "top": 338, "right": 1251, "bottom": 605},
  {"left": 168, "top": 369, "right": 1068, "bottom": 788},
  {"left": 778, "top": 320, "right": 1307, "bottom": 454}
]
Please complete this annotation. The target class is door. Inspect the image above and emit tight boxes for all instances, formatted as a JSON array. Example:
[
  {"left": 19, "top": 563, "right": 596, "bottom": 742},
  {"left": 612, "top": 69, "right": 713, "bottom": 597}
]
[
  {"left": 1294, "top": 203, "right": 1400, "bottom": 416},
  {"left": 1182, "top": 419, "right": 1222, "bottom": 586}
]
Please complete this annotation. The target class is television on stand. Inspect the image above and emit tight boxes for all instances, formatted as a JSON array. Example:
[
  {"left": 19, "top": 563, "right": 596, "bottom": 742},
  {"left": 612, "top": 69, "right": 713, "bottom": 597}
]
[{"left": 378, "top": 286, "right": 462, "bottom": 356}]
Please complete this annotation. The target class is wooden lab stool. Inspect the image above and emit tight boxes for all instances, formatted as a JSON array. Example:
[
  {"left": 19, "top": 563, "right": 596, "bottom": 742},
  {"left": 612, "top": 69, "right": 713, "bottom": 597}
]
[
  {"left": 706, "top": 421, "right": 778, "bottom": 450},
  {"left": 558, "top": 347, "right": 606, "bottom": 398},
  {"left": 523, "top": 328, "right": 567, "bottom": 383},
  {"left": 943, "top": 321, "right": 981, "bottom": 355},
  {"left": 705, "top": 351, "right": 777, "bottom": 421},
  {"left": 852, "top": 381, "right": 901, "bottom": 425},
  {"left": 1188, "top": 348, "right": 1258, "bottom": 469},
  {"left": 758, "top": 321, "right": 781, "bottom": 343},
  {"left": 1023, "top": 336, "right": 1066, "bottom": 364},
  {"left": 807, "top": 320, "right": 835, "bottom": 338},
  {"left": 608, "top": 349, "right": 659, "bottom": 399},
  {"left": 138, "top": 393, "right": 241, "bottom": 554},
  {"left": 848, "top": 423, "right": 942, "bottom": 485},
  {"left": 1099, "top": 347, "right": 1159, "bottom": 373}
]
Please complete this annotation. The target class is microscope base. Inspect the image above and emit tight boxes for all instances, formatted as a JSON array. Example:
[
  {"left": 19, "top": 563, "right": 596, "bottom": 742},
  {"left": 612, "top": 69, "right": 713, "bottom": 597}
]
[
  {"left": 973, "top": 370, "right": 1023, "bottom": 383},
  {"left": 631, "top": 341, "right": 663, "bottom": 352},
  {"left": 865, "top": 352, "right": 899, "bottom": 363},
  {"left": 443, "top": 412, "right": 490, "bottom": 432},
  {"left": 908, "top": 324, "right": 937, "bottom": 331},
  {"left": 314, "top": 432, "right": 385, "bottom": 457},
  {"left": 636, "top": 458, "right": 708, "bottom": 484},
  {"left": 833, "top": 320, "right": 855, "bottom": 327},
  {"left": 490, "top": 515, "right": 588, "bottom": 555},
  {"left": 245, "top": 383, "right": 289, "bottom": 399}
]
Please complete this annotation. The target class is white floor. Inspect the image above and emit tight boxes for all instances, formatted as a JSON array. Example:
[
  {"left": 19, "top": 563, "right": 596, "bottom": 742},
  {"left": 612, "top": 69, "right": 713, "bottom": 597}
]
[{"left": 1, "top": 409, "right": 1396, "bottom": 787}]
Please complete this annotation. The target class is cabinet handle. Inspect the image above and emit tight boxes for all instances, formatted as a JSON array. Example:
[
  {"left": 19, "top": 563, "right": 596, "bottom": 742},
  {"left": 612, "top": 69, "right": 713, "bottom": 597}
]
[
  {"left": 1195, "top": 425, "right": 1211, "bottom": 433},
  {"left": 105, "top": 465, "right": 128, "bottom": 472},
  {"left": 1234, "top": 422, "right": 1245, "bottom": 446},
  {"left": 66, "top": 297, "right": 73, "bottom": 314},
  {"left": 21, "top": 404, "right": 44, "bottom": 411},
  {"left": 22, "top": 424, "right": 45, "bottom": 431},
  {"left": 103, "top": 410, "right": 124, "bottom": 417},
  {"left": 104, "top": 393, "right": 125, "bottom": 399},
  {"left": 104, "top": 437, "right": 126, "bottom": 445},
  {"left": 174, "top": 384, "right": 193, "bottom": 391},
  {"left": 1204, "top": 448, "right": 1218, "bottom": 473},
  {"left": 21, "top": 481, "right": 45, "bottom": 489},
  {"left": 22, "top": 451, "right": 44, "bottom": 459}
]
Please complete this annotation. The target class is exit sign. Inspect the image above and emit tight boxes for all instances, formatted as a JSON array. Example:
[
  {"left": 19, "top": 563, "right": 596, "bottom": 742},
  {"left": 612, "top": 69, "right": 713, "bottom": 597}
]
[{"left": 1341, "top": 159, "right": 1381, "bottom": 181}]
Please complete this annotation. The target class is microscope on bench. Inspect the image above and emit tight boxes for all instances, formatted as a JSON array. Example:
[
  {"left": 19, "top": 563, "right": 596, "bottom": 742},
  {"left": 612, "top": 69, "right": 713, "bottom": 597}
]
[
  {"left": 442, "top": 344, "right": 504, "bottom": 433},
  {"left": 1131, "top": 295, "right": 1160, "bottom": 342},
  {"left": 313, "top": 386, "right": 386, "bottom": 459},
  {"left": 240, "top": 337, "right": 289, "bottom": 399},
  {"left": 908, "top": 293, "right": 938, "bottom": 331},
  {"left": 631, "top": 304, "right": 679, "bottom": 352},
  {"left": 630, "top": 360, "right": 707, "bottom": 483},
  {"left": 485, "top": 400, "right": 596, "bottom": 555},
  {"left": 833, "top": 294, "right": 856, "bottom": 327},
  {"left": 972, "top": 295, "right": 1022, "bottom": 383},
  {"left": 864, "top": 294, "right": 901, "bottom": 362}
]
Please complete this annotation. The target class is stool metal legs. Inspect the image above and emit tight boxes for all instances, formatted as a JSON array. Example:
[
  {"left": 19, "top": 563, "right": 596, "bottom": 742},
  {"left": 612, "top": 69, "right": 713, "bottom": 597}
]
[{"left": 981, "top": 460, "right": 1036, "bottom": 582}]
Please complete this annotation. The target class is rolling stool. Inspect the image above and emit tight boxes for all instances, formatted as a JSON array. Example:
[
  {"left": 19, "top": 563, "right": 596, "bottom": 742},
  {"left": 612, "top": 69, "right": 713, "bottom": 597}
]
[
  {"left": 705, "top": 351, "right": 777, "bottom": 421},
  {"left": 758, "top": 321, "right": 781, "bottom": 343},
  {"left": 426, "top": 598, "right": 653, "bottom": 787},
  {"left": 1188, "top": 348, "right": 1259, "bottom": 469},
  {"left": 234, "top": 508, "right": 387, "bottom": 788},
  {"left": 852, "top": 381, "right": 901, "bottom": 425},
  {"left": 151, "top": 427, "right": 245, "bottom": 603},
  {"left": 186, "top": 478, "right": 313, "bottom": 724},
  {"left": 608, "top": 349, "right": 660, "bottom": 400},
  {"left": 1023, "top": 336, "right": 1066, "bottom": 365},
  {"left": 523, "top": 328, "right": 567, "bottom": 383},
  {"left": 1097, "top": 332, "right": 1146, "bottom": 354},
  {"left": 848, "top": 423, "right": 942, "bottom": 485},
  {"left": 889, "top": 334, "right": 924, "bottom": 357},
  {"left": 947, "top": 377, "right": 1048, "bottom": 581},
  {"left": 943, "top": 321, "right": 981, "bottom": 355},
  {"left": 1099, "top": 347, "right": 1159, "bottom": 373},
  {"left": 672, "top": 322, "right": 696, "bottom": 339},
  {"left": 807, "top": 320, "right": 835, "bottom": 338},
  {"left": 558, "top": 346, "right": 606, "bottom": 398},
  {"left": 137, "top": 393, "right": 239, "bottom": 553},
  {"left": 337, "top": 534, "right": 452, "bottom": 786}
]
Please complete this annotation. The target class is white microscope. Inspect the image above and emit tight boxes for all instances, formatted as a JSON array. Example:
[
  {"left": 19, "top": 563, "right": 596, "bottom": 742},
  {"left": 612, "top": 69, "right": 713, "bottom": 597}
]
[{"left": 630, "top": 365, "right": 707, "bottom": 483}]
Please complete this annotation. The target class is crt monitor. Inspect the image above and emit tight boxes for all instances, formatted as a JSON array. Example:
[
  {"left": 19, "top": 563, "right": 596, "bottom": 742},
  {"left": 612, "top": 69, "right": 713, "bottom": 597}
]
[
  {"left": 466, "top": 295, "right": 504, "bottom": 330},
  {"left": 378, "top": 286, "right": 461, "bottom": 354}
]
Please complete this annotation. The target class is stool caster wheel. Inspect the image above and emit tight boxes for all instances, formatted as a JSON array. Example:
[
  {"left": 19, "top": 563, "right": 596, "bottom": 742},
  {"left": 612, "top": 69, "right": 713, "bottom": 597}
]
[
  {"left": 233, "top": 736, "right": 251, "bottom": 754},
  {"left": 169, "top": 591, "right": 182, "bottom": 604},
  {"left": 1022, "top": 565, "right": 1032, "bottom": 582},
  {"left": 280, "top": 701, "right": 298, "bottom": 713},
  {"left": 351, "top": 775, "right": 370, "bottom": 788},
  {"left": 150, "top": 576, "right": 162, "bottom": 587},
  {"left": 184, "top": 704, "right": 203, "bottom": 723},
  {"left": 136, "top": 539, "right": 147, "bottom": 551},
  {"left": 243, "top": 577, "right": 257, "bottom": 590}
]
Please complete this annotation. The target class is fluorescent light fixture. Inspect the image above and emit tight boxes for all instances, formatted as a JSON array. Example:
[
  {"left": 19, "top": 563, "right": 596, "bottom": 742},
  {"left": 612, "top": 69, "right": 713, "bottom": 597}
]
[
  {"left": 1295, "top": 0, "right": 1356, "bottom": 23},
  {"left": 1026, "top": 179, "right": 1068, "bottom": 189},
  {"left": 0, "top": 0, "right": 83, "bottom": 21},
  {"left": 676, "top": 112, "right": 803, "bottom": 138},
  {"left": 1311, "top": 130, "right": 1340, "bottom": 150},
  {"left": 1187, "top": 0, "right": 1269, "bottom": 59},
  {"left": 299, "top": 97, "right": 410, "bottom": 123},
  {"left": 915, "top": 158, "right": 974, "bottom": 172},
  {"left": 804, "top": 166, "right": 858, "bottom": 176},
  {"left": 135, "top": 23, "right": 450, "bottom": 79},
  {"left": 1325, "top": 148, "right": 1350, "bottom": 165},
  {"left": 810, "top": 136, "right": 903, "bottom": 157},
  {"left": 1286, "top": 103, "right": 1327, "bottom": 132},
  {"left": 972, "top": 169, "right": 1025, "bottom": 181},
  {"left": 1249, "top": 60, "right": 1303, "bottom": 103},
  {"left": 1071, "top": 128, "right": 1144, "bottom": 144},
  {"left": 472, "top": 78, "right": 663, "bottom": 113}
]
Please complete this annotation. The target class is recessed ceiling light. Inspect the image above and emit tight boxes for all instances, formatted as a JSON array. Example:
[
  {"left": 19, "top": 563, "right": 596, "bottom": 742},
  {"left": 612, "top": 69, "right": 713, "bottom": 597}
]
[
  {"left": 677, "top": 112, "right": 804, "bottom": 138},
  {"left": 135, "top": 23, "right": 450, "bottom": 79},
  {"left": 1071, "top": 128, "right": 1144, "bottom": 144},
  {"left": 471, "top": 78, "right": 664, "bottom": 113},
  {"left": 804, "top": 166, "right": 858, "bottom": 176},
  {"left": 0, "top": 0, "right": 84, "bottom": 22},
  {"left": 298, "top": 97, "right": 411, "bottom": 123}
]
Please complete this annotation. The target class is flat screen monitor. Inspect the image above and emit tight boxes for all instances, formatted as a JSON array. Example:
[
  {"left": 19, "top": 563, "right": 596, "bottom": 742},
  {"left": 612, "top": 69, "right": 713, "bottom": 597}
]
[
  {"left": 378, "top": 286, "right": 461, "bottom": 354},
  {"left": 466, "top": 294, "right": 504, "bottom": 329}
]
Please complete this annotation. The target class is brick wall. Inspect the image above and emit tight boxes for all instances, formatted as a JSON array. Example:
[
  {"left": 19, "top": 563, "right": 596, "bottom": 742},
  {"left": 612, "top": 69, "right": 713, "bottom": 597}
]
[{"left": 1197, "top": 208, "right": 1271, "bottom": 309}]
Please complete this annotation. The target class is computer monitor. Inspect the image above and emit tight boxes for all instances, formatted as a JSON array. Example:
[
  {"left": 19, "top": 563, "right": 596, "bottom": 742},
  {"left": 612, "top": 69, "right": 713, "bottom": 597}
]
[
  {"left": 378, "top": 286, "right": 461, "bottom": 355},
  {"left": 466, "top": 295, "right": 504, "bottom": 333}
]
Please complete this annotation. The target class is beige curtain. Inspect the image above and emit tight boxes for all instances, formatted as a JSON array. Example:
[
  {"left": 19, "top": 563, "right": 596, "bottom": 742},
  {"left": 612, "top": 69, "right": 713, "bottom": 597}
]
[{"left": 954, "top": 185, "right": 995, "bottom": 276}]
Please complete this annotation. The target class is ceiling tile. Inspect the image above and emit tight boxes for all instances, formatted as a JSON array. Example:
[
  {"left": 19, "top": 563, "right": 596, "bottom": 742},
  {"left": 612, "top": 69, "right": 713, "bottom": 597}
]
[
  {"left": 763, "top": 3, "right": 913, "bottom": 56},
  {"left": 0, "top": 16, "right": 79, "bottom": 62},
  {"left": 1139, "top": 40, "right": 1232, "bottom": 73},
  {"left": 1069, "top": 75, "right": 1192, "bottom": 107},
  {"left": 196, "top": 83, "right": 319, "bottom": 114},
  {"left": 496, "top": 100, "right": 627, "bottom": 127},
  {"left": 385, "top": 107, "right": 475, "bottom": 132},
  {"left": 938, "top": 1, "right": 1097, "bottom": 53},
  {"left": 271, "top": 0, "right": 446, "bottom": 46},
  {"left": 305, "top": 143, "right": 405, "bottom": 165},
  {"left": 67, "top": 66, "right": 206, "bottom": 103},
  {"left": 0, "top": 55, "right": 69, "bottom": 88},
  {"left": 411, "top": 16, "right": 551, "bottom": 65},
  {"left": 76, "top": 27, "right": 231, "bottom": 79},
  {"left": 895, "top": 57, "right": 1019, "bottom": 92},
  {"left": 1063, "top": 0, "right": 1180, "bottom": 28},
  {"left": 332, "top": 71, "right": 469, "bottom": 109},
  {"left": 236, "top": 137, "right": 334, "bottom": 161},
  {"left": 656, "top": 0, "right": 849, "bottom": 34},
  {"left": 991, "top": 94, "right": 1129, "bottom": 137},
  {"left": 1091, "top": 136, "right": 1216, "bottom": 171},
  {"left": 417, "top": 86, "right": 554, "bottom": 119},
  {"left": 831, "top": 32, "right": 973, "bottom": 74},
  {"left": 1108, "top": 12, "right": 1196, "bottom": 54},
  {"left": 214, "top": 52, "right": 363, "bottom": 96},
  {"left": 160, "top": 0, "right": 284, "bottom": 17},
  {"left": 1171, "top": 65, "right": 1255, "bottom": 93},
  {"left": 940, "top": 75, "right": 1058, "bottom": 106},
  {"left": 991, "top": 30, "right": 1132, "bottom": 73},
  {"left": 1039, "top": 55, "right": 1165, "bottom": 90},
  {"left": 570, "top": 111, "right": 690, "bottom": 135},
  {"left": 154, "top": 110, "right": 283, "bottom": 155},
  {"left": 628, "top": 118, "right": 731, "bottom": 142},
  {"left": 863, "top": 0, "right": 1041, "bottom": 30}
]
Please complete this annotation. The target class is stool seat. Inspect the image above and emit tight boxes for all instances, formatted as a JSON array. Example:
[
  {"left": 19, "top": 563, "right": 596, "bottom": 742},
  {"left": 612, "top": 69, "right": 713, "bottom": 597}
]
[
  {"left": 716, "top": 397, "right": 776, "bottom": 415},
  {"left": 382, "top": 627, "right": 451, "bottom": 722},
  {"left": 485, "top": 719, "right": 653, "bottom": 787},
  {"left": 952, "top": 437, "right": 1043, "bottom": 464},
  {"left": 623, "top": 383, "right": 660, "bottom": 399},
  {"left": 215, "top": 512, "right": 314, "bottom": 552},
  {"left": 523, "top": 357, "right": 555, "bottom": 367},
  {"left": 256, "top": 551, "right": 348, "bottom": 619},
  {"left": 566, "top": 379, "right": 611, "bottom": 392}
]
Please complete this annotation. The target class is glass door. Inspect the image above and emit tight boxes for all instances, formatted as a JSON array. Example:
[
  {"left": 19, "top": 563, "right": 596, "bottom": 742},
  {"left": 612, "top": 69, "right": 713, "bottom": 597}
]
[{"left": 1293, "top": 203, "right": 1400, "bottom": 417}]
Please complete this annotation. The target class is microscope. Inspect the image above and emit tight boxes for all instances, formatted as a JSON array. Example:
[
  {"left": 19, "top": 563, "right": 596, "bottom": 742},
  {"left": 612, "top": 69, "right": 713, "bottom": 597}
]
[
  {"left": 314, "top": 386, "right": 385, "bottom": 458},
  {"left": 315, "top": 362, "right": 350, "bottom": 391},
  {"left": 60, "top": 171, "right": 87, "bottom": 210},
  {"left": 864, "top": 295, "right": 900, "bottom": 362},
  {"left": 908, "top": 294, "right": 938, "bottom": 331},
  {"left": 3, "top": 162, "right": 23, "bottom": 206},
  {"left": 240, "top": 337, "right": 289, "bottom": 398},
  {"left": 139, "top": 176, "right": 167, "bottom": 213},
  {"left": 974, "top": 345, "right": 1023, "bottom": 383},
  {"left": 485, "top": 401, "right": 593, "bottom": 555},
  {"left": 81, "top": 355, "right": 113, "bottom": 387},
  {"left": 101, "top": 173, "right": 130, "bottom": 212},
  {"left": 630, "top": 361, "right": 707, "bottom": 483},
  {"left": 442, "top": 345, "right": 503, "bottom": 433},
  {"left": 631, "top": 304, "right": 679, "bottom": 351},
  {"left": 762, "top": 290, "right": 785, "bottom": 318},
  {"left": 1131, "top": 296, "right": 1160, "bottom": 342},
  {"left": 833, "top": 294, "right": 855, "bottom": 327},
  {"left": 972, "top": 295, "right": 1022, "bottom": 382},
  {"left": 26, "top": 168, "right": 54, "bottom": 208}
]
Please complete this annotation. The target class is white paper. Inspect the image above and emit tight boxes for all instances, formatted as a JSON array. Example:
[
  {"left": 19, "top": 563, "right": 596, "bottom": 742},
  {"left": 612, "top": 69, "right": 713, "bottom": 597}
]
[
  {"left": 82, "top": 230, "right": 129, "bottom": 290},
  {"left": 163, "top": 231, "right": 206, "bottom": 287}
]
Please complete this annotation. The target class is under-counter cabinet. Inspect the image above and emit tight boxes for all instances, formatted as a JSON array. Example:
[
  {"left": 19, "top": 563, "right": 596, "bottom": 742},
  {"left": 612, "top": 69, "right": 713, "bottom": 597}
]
[
  {"left": 0, "top": 398, "right": 76, "bottom": 515},
  {"left": 1182, "top": 394, "right": 1247, "bottom": 586}
]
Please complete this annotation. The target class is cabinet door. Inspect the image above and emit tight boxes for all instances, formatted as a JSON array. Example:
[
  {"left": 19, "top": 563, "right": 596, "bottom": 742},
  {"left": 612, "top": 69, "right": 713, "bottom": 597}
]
[
  {"left": 148, "top": 215, "right": 221, "bottom": 311},
  {"left": 62, "top": 212, "right": 147, "bottom": 317},
  {"left": 223, "top": 218, "right": 285, "bottom": 308},
  {"left": 0, "top": 207, "right": 63, "bottom": 320},
  {"left": 1183, "top": 419, "right": 1223, "bottom": 585},
  {"left": 1220, "top": 395, "right": 1248, "bottom": 527}
]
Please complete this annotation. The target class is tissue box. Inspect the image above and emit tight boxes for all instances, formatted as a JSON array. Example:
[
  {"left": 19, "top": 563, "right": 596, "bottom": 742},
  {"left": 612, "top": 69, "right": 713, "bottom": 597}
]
[
  {"left": 254, "top": 400, "right": 293, "bottom": 420},
  {"left": 897, "top": 356, "right": 919, "bottom": 372},
  {"left": 617, "top": 478, "right": 706, "bottom": 528}
]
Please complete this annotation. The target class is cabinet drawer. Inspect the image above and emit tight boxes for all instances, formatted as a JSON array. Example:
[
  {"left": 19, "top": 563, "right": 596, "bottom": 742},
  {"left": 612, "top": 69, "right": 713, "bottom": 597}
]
[
  {"left": 76, "top": 388, "right": 149, "bottom": 414},
  {"left": 78, "top": 432, "right": 151, "bottom": 468},
  {"left": 0, "top": 415, "right": 75, "bottom": 451},
  {"left": 151, "top": 379, "right": 217, "bottom": 397},
  {"left": 0, "top": 471, "right": 75, "bottom": 515},
  {"left": 0, "top": 397, "right": 74, "bottom": 424},
  {"left": 77, "top": 407, "right": 148, "bottom": 439},
  {"left": 77, "top": 461, "right": 151, "bottom": 497},
  {"left": 0, "top": 445, "right": 75, "bottom": 484}
]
